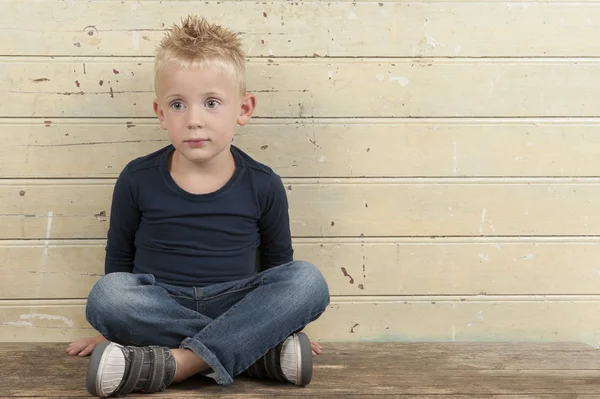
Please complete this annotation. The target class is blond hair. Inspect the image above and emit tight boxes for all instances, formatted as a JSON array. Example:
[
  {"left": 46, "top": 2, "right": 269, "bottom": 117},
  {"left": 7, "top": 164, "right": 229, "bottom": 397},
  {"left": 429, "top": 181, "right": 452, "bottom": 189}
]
[{"left": 155, "top": 15, "right": 246, "bottom": 95}]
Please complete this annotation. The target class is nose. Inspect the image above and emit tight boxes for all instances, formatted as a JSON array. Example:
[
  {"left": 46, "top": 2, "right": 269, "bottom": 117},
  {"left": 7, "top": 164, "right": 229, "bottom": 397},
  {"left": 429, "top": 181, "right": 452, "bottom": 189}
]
[{"left": 187, "top": 105, "right": 206, "bottom": 130}]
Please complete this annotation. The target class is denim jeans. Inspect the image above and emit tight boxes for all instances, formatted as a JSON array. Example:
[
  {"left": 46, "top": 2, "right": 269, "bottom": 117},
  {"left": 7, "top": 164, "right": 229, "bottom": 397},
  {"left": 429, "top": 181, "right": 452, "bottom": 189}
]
[{"left": 85, "top": 260, "right": 330, "bottom": 385}]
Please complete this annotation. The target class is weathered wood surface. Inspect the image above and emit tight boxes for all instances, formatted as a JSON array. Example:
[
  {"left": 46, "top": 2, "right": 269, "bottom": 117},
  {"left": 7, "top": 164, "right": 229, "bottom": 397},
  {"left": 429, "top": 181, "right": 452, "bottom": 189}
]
[
  {"left": 3, "top": 0, "right": 600, "bottom": 350},
  {"left": 4, "top": 238, "right": 600, "bottom": 299},
  {"left": 2, "top": 179, "right": 600, "bottom": 239},
  {"left": 4, "top": 59, "right": 600, "bottom": 118},
  {"left": 4, "top": 298, "right": 600, "bottom": 345},
  {"left": 2, "top": 343, "right": 600, "bottom": 397},
  {"left": 3, "top": 1, "right": 600, "bottom": 57},
  {"left": 5, "top": 118, "right": 600, "bottom": 178}
]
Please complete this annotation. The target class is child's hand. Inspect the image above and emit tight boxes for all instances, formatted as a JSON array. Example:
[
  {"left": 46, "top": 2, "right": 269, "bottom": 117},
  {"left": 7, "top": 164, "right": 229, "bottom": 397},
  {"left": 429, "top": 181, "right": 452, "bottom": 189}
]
[
  {"left": 66, "top": 335, "right": 107, "bottom": 356},
  {"left": 310, "top": 339, "right": 322, "bottom": 357}
]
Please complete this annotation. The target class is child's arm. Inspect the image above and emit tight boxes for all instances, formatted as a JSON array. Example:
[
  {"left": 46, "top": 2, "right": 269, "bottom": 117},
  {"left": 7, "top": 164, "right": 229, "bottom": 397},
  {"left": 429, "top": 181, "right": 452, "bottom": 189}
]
[
  {"left": 104, "top": 165, "right": 141, "bottom": 274},
  {"left": 258, "top": 174, "right": 294, "bottom": 268}
]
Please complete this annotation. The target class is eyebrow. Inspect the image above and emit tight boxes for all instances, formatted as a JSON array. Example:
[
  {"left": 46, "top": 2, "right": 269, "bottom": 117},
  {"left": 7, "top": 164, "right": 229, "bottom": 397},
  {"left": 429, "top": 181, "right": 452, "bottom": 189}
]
[{"left": 165, "top": 91, "right": 226, "bottom": 100}]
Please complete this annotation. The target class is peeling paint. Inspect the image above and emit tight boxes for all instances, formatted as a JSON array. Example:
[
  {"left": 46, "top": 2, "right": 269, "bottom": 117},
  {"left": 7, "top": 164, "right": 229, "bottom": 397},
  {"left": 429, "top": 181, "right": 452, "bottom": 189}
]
[
  {"left": 132, "top": 31, "right": 140, "bottom": 50},
  {"left": 426, "top": 35, "right": 445, "bottom": 48},
  {"left": 452, "top": 141, "right": 458, "bottom": 175},
  {"left": 390, "top": 76, "right": 410, "bottom": 87},
  {"left": 341, "top": 267, "right": 354, "bottom": 284},
  {"left": 20, "top": 313, "right": 74, "bottom": 327},
  {"left": 0, "top": 321, "right": 32, "bottom": 327},
  {"left": 479, "top": 208, "right": 487, "bottom": 234}
]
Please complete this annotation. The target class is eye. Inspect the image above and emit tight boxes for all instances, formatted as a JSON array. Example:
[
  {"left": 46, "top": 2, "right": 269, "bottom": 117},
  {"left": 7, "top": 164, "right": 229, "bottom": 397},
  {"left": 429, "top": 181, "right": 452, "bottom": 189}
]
[
  {"left": 170, "top": 101, "right": 185, "bottom": 111},
  {"left": 206, "top": 99, "right": 220, "bottom": 109}
]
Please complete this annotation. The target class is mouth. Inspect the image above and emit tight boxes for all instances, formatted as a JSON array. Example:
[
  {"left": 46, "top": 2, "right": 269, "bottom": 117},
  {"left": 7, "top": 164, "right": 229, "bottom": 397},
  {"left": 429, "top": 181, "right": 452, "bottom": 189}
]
[
  {"left": 185, "top": 138, "right": 210, "bottom": 148},
  {"left": 186, "top": 138, "right": 209, "bottom": 143}
]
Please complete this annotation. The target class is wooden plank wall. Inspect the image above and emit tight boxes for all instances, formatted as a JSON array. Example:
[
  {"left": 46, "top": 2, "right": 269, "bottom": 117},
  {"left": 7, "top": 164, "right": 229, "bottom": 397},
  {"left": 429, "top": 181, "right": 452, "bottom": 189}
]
[{"left": 2, "top": 0, "right": 600, "bottom": 346}]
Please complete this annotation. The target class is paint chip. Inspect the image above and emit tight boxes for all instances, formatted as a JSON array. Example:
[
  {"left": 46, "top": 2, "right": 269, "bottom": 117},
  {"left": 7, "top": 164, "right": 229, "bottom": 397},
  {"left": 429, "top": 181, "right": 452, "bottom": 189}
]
[
  {"left": 390, "top": 76, "right": 410, "bottom": 87},
  {"left": 341, "top": 267, "right": 354, "bottom": 284}
]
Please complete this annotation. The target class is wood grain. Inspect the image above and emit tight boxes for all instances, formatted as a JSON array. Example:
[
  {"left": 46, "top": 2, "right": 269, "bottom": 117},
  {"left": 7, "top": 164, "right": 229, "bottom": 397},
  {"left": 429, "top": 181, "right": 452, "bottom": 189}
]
[
  {"left": 3, "top": 238, "right": 600, "bottom": 299},
  {"left": 4, "top": 342, "right": 600, "bottom": 397},
  {"left": 3, "top": 1, "right": 600, "bottom": 57},
  {"left": 3, "top": 297, "right": 600, "bottom": 346},
  {"left": 2, "top": 179, "right": 600, "bottom": 239},
  {"left": 5, "top": 118, "right": 600, "bottom": 178},
  {"left": 4, "top": 58, "right": 600, "bottom": 118}
]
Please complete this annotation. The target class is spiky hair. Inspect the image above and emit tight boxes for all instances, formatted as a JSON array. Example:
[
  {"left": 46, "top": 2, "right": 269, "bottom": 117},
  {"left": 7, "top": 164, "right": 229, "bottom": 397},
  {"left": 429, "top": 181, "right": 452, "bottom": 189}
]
[{"left": 155, "top": 15, "right": 246, "bottom": 94}]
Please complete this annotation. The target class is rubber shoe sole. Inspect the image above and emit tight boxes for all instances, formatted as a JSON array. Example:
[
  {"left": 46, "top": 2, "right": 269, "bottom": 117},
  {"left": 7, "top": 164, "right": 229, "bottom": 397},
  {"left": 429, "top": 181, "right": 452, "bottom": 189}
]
[
  {"left": 295, "top": 332, "right": 313, "bottom": 386},
  {"left": 86, "top": 341, "right": 125, "bottom": 397}
]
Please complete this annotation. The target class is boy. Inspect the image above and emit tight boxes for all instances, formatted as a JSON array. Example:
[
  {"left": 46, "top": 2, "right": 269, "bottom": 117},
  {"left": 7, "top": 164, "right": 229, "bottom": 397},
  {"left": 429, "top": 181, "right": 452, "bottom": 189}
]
[{"left": 66, "top": 15, "right": 330, "bottom": 397}]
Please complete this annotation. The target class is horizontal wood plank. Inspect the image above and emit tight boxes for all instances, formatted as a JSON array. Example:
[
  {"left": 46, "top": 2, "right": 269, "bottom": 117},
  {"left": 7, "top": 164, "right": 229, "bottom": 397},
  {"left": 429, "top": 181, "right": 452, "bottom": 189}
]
[
  {"left": 3, "top": 58, "right": 600, "bottom": 118},
  {"left": 5, "top": 342, "right": 600, "bottom": 397},
  {"left": 3, "top": 1, "right": 600, "bottom": 57},
  {"left": 4, "top": 238, "right": 600, "bottom": 298},
  {"left": 3, "top": 298, "right": 600, "bottom": 348},
  {"left": 2, "top": 179, "right": 600, "bottom": 239},
  {"left": 5, "top": 118, "right": 600, "bottom": 178}
]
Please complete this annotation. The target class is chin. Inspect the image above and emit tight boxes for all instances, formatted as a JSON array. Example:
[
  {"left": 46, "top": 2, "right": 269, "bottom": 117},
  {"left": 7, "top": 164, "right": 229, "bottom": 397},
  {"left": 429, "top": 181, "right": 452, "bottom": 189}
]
[{"left": 182, "top": 151, "right": 216, "bottom": 164}]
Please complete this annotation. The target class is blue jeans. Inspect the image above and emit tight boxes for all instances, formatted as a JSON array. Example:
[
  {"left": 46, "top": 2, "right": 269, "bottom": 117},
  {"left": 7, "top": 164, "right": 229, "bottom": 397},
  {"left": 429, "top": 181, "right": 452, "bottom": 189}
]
[{"left": 85, "top": 260, "right": 330, "bottom": 385}]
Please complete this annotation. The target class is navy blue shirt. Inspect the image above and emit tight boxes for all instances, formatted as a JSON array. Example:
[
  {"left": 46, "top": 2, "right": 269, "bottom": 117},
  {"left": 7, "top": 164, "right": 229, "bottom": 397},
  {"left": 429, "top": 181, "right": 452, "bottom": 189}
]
[{"left": 105, "top": 144, "right": 294, "bottom": 287}]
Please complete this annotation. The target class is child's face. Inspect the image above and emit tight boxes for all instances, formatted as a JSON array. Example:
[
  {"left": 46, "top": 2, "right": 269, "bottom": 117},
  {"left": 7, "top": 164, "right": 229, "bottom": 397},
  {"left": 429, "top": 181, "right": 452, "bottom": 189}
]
[{"left": 153, "top": 65, "right": 254, "bottom": 166}]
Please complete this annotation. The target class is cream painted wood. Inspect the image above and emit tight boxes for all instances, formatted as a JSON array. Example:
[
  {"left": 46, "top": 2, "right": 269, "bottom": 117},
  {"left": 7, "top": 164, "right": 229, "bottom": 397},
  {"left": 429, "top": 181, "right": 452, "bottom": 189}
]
[
  {"left": 3, "top": 1, "right": 600, "bottom": 57},
  {"left": 1, "top": 179, "right": 599, "bottom": 239},
  {"left": 3, "top": 238, "right": 600, "bottom": 299},
  {"left": 3, "top": 58, "right": 600, "bottom": 118},
  {"left": 4, "top": 118, "right": 600, "bottom": 178},
  {"left": 3, "top": 298, "right": 600, "bottom": 346}
]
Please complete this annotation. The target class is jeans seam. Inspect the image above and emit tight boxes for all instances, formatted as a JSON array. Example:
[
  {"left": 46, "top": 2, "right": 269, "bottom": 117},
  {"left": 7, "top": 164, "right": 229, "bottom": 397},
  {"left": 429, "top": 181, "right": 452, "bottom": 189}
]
[
  {"left": 168, "top": 294, "right": 194, "bottom": 300},
  {"left": 237, "top": 304, "right": 327, "bottom": 374},
  {"left": 202, "top": 276, "right": 264, "bottom": 301},
  {"left": 192, "top": 279, "right": 263, "bottom": 338},
  {"left": 201, "top": 282, "right": 262, "bottom": 301}
]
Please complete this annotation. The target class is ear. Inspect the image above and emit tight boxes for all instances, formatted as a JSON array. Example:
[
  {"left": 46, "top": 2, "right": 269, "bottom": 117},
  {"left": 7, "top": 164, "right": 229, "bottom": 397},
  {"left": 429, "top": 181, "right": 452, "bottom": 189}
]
[
  {"left": 237, "top": 93, "right": 256, "bottom": 126},
  {"left": 153, "top": 99, "right": 168, "bottom": 130}
]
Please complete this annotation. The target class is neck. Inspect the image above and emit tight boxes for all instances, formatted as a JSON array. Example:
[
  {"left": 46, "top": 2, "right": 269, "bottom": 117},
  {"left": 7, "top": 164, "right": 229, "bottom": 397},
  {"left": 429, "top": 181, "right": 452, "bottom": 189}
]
[{"left": 170, "top": 145, "right": 235, "bottom": 177}]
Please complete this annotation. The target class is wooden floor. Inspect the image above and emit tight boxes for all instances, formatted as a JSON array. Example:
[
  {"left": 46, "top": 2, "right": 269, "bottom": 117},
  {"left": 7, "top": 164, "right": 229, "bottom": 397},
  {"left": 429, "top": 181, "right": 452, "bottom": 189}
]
[{"left": 2, "top": 342, "right": 600, "bottom": 398}]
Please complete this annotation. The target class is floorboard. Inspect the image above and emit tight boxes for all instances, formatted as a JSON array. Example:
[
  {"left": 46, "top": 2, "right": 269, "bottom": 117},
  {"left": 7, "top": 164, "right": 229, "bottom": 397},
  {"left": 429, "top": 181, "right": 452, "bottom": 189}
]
[{"left": 2, "top": 342, "right": 600, "bottom": 398}]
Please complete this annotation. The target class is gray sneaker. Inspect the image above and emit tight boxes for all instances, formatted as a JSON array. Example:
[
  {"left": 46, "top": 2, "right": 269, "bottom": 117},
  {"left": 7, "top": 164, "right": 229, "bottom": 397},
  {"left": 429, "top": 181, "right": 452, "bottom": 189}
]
[
  {"left": 86, "top": 341, "right": 176, "bottom": 397},
  {"left": 245, "top": 332, "right": 313, "bottom": 386}
]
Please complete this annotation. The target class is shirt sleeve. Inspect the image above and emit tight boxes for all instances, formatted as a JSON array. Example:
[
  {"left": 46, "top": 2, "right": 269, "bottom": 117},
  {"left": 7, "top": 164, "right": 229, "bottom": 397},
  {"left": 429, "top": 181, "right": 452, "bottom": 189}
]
[
  {"left": 104, "top": 165, "right": 141, "bottom": 274},
  {"left": 258, "top": 173, "right": 294, "bottom": 268}
]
